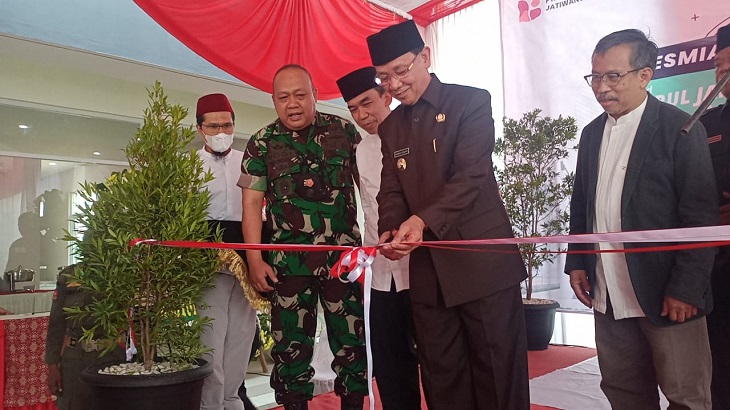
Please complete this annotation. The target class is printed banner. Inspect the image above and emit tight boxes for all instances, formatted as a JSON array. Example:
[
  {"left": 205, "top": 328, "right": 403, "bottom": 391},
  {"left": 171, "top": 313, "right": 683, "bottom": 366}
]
[
  {"left": 499, "top": 0, "right": 730, "bottom": 310},
  {"left": 650, "top": 36, "right": 721, "bottom": 112}
]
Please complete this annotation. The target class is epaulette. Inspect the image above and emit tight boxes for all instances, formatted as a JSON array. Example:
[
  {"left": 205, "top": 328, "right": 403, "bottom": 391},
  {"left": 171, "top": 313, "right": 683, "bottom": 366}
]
[{"left": 704, "top": 105, "right": 722, "bottom": 115}]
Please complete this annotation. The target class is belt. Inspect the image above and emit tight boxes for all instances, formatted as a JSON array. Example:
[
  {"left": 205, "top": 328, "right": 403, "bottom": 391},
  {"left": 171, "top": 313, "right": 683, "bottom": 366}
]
[{"left": 67, "top": 337, "right": 105, "bottom": 352}]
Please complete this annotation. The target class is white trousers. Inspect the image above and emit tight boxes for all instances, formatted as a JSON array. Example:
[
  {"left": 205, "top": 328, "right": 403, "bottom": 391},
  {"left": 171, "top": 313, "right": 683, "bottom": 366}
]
[{"left": 199, "top": 273, "right": 258, "bottom": 410}]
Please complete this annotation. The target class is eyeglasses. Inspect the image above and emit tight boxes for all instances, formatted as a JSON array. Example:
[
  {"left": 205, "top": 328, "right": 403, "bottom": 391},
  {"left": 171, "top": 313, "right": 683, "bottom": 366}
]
[
  {"left": 376, "top": 54, "right": 419, "bottom": 85},
  {"left": 202, "top": 122, "right": 234, "bottom": 133},
  {"left": 583, "top": 68, "right": 644, "bottom": 87}
]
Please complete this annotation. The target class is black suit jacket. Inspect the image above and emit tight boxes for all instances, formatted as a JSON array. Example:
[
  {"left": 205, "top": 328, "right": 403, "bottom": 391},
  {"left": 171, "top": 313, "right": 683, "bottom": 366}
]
[
  {"left": 377, "top": 75, "right": 526, "bottom": 307},
  {"left": 565, "top": 93, "right": 717, "bottom": 325}
]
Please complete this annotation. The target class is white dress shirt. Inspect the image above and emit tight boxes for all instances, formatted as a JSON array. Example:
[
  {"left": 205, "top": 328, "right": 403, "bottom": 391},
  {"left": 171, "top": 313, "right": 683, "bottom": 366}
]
[
  {"left": 592, "top": 96, "right": 648, "bottom": 319},
  {"left": 198, "top": 148, "right": 244, "bottom": 222},
  {"left": 357, "top": 133, "right": 410, "bottom": 292}
]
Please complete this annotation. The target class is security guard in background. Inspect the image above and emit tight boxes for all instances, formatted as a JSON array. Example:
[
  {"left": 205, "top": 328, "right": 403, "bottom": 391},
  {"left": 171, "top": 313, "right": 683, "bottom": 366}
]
[
  {"left": 45, "top": 265, "right": 124, "bottom": 410},
  {"left": 699, "top": 23, "right": 730, "bottom": 410}
]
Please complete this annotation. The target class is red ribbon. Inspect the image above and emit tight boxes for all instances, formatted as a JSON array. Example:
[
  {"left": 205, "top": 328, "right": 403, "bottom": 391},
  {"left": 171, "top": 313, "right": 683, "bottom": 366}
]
[
  {"left": 331, "top": 247, "right": 378, "bottom": 284},
  {"left": 129, "top": 225, "right": 730, "bottom": 278}
]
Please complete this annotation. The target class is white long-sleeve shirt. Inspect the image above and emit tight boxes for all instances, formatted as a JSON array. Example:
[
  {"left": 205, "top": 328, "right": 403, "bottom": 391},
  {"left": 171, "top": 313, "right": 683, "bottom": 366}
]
[
  {"left": 592, "top": 96, "right": 648, "bottom": 319},
  {"left": 357, "top": 133, "right": 410, "bottom": 292},
  {"left": 199, "top": 148, "right": 244, "bottom": 222}
]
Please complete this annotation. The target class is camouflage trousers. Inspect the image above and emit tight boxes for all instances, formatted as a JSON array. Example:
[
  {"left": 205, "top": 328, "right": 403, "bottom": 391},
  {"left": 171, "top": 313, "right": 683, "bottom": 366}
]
[{"left": 269, "top": 274, "right": 367, "bottom": 404}]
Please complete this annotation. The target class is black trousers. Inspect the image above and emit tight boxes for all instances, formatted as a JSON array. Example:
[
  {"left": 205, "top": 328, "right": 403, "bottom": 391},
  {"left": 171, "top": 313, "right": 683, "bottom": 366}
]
[
  {"left": 412, "top": 284, "right": 529, "bottom": 410},
  {"left": 709, "top": 248, "right": 730, "bottom": 409},
  {"left": 370, "top": 283, "right": 421, "bottom": 410}
]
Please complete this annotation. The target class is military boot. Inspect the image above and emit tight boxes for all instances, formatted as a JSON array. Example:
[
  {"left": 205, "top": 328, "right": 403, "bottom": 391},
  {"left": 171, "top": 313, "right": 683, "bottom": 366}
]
[
  {"left": 283, "top": 401, "right": 308, "bottom": 410},
  {"left": 341, "top": 394, "right": 364, "bottom": 410}
]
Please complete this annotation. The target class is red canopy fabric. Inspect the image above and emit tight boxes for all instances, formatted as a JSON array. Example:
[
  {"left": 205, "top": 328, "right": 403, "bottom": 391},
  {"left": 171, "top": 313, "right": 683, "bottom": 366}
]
[
  {"left": 410, "top": 0, "right": 483, "bottom": 26},
  {"left": 134, "top": 0, "right": 405, "bottom": 100}
]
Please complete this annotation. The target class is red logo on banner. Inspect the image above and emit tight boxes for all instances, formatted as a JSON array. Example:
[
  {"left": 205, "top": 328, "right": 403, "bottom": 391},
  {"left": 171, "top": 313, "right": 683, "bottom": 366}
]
[{"left": 518, "top": 0, "right": 542, "bottom": 22}]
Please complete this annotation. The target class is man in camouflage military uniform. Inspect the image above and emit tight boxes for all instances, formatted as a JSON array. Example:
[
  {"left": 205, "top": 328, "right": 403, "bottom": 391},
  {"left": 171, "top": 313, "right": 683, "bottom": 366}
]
[
  {"left": 238, "top": 64, "right": 366, "bottom": 410},
  {"left": 45, "top": 265, "right": 124, "bottom": 410}
]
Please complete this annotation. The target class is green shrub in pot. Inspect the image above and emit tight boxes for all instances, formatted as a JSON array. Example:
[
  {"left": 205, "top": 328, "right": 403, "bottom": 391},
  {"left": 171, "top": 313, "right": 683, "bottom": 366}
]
[
  {"left": 495, "top": 109, "right": 577, "bottom": 301},
  {"left": 64, "top": 82, "right": 219, "bottom": 372}
]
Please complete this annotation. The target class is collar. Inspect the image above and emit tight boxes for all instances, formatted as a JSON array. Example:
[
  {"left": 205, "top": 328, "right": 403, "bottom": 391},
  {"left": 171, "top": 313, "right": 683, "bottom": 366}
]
[
  {"left": 199, "top": 147, "right": 234, "bottom": 158},
  {"left": 606, "top": 94, "right": 648, "bottom": 127},
  {"left": 417, "top": 73, "right": 442, "bottom": 108},
  {"left": 721, "top": 102, "right": 730, "bottom": 120}
]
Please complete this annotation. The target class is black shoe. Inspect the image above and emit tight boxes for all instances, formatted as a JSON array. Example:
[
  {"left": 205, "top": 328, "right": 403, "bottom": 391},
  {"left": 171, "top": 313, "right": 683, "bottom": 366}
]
[
  {"left": 283, "top": 401, "right": 308, "bottom": 410},
  {"left": 341, "top": 395, "right": 364, "bottom": 410}
]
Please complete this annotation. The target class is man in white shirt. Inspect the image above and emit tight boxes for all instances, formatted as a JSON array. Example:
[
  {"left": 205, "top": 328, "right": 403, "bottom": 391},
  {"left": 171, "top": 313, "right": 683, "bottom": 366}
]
[
  {"left": 195, "top": 93, "right": 258, "bottom": 410},
  {"left": 565, "top": 30, "right": 716, "bottom": 409},
  {"left": 336, "top": 68, "right": 421, "bottom": 410}
]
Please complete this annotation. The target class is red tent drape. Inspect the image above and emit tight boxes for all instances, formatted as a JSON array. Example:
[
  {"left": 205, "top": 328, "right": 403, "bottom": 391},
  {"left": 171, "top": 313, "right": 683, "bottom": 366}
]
[
  {"left": 410, "top": 0, "right": 483, "bottom": 26},
  {"left": 134, "top": 0, "right": 404, "bottom": 100}
]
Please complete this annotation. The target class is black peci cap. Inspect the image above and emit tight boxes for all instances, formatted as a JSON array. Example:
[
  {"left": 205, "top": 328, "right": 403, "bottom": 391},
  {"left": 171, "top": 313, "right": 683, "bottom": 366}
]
[
  {"left": 367, "top": 20, "right": 425, "bottom": 66},
  {"left": 718, "top": 24, "right": 730, "bottom": 53},
  {"left": 336, "top": 67, "right": 378, "bottom": 102}
]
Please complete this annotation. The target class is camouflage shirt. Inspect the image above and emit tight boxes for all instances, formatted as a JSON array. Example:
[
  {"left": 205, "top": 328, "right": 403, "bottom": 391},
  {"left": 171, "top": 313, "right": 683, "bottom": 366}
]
[{"left": 239, "top": 112, "right": 361, "bottom": 275}]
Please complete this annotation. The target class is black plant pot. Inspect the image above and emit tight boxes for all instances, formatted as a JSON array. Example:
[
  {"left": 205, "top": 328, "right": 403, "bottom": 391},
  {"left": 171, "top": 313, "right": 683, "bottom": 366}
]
[
  {"left": 523, "top": 299, "right": 560, "bottom": 351},
  {"left": 80, "top": 359, "right": 212, "bottom": 410}
]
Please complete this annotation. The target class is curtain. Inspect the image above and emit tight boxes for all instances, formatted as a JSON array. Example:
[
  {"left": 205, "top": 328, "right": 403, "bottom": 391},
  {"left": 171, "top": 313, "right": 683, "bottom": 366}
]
[{"left": 424, "top": 1, "right": 505, "bottom": 141}]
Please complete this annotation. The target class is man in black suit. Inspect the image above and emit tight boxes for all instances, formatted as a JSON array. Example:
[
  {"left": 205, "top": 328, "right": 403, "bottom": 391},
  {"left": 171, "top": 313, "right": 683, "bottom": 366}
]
[
  {"left": 699, "top": 23, "right": 730, "bottom": 410},
  {"left": 566, "top": 29, "right": 716, "bottom": 409},
  {"left": 367, "top": 20, "right": 529, "bottom": 410}
]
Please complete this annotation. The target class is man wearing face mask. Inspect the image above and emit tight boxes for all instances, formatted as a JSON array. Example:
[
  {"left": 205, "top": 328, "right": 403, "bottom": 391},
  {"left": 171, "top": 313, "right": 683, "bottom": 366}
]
[{"left": 196, "top": 93, "right": 258, "bottom": 410}]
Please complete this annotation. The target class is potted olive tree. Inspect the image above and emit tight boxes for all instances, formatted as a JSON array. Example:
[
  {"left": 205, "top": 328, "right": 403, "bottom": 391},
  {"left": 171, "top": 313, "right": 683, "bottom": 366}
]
[
  {"left": 64, "top": 82, "right": 219, "bottom": 409},
  {"left": 495, "top": 109, "right": 577, "bottom": 350}
]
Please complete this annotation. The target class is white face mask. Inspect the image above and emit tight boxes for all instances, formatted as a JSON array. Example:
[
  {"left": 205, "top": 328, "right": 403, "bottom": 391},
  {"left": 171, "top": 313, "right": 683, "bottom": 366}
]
[{"left": 205, "top": 132, "right": 234, "bottom": 153}]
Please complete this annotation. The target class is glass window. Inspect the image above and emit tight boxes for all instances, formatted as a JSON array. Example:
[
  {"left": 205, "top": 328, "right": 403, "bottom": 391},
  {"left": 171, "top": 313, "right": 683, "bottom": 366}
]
[
  {"left": 0, "top": 157, "right": 126, "bottom": 310},
  {"left": 0, "top": 103, "right": 132, "bottom": 314}
]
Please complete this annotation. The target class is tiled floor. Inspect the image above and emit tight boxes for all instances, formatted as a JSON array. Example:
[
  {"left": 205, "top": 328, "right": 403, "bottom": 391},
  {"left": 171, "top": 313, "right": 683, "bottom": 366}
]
[
  {"left": 247, "top": 313, "right": 335, "bottom": 409},
  {"left": 247, "top": 344, "right": 600, "bottom": 410},
  {"left": 245, "top": 353, "right": 277, "bottom": 409}
]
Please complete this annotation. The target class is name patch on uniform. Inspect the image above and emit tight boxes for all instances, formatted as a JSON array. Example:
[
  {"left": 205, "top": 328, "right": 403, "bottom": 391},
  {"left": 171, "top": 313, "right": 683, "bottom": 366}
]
[
  {"left": 393, "top": 148, "right": 410, "bottom": 158},
  {"left": 708, "top": 135, "right": 723, "bottom": 144}
]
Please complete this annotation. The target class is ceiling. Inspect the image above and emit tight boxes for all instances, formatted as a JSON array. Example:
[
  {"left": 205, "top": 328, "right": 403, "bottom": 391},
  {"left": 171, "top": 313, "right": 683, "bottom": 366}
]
[
  {"left": 0, "top": 0, "right": 477, "bottom": 166},
  {"left": 0, "top": 34, "right": 343, "bottom": 165},
  {"left": 0, "top": 103, "right": 139, "bottom": 164},
  {"left": 380, "top": 0, "right": 433, "bottom": 13},
  {"left": 371, "top": 0, "right": 456, "bottom": 18}
]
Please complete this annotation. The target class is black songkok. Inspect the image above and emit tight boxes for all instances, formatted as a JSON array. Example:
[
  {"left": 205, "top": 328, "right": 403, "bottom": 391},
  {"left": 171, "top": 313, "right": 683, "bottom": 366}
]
[
  {"left": 367, "top": 20, "right": 425, "bottom": 66},
  {"left": 718, "top": 24, "right": 730, "bottom": 53},
  {"left": 336, "top": 67, "right": 378, "bottom": 102}
]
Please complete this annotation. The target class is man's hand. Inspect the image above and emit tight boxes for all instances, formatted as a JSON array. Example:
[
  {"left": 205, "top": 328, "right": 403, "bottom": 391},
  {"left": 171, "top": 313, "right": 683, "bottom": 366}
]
[
  {"left": 386, "top": 215, "right": 426, "bottom": 258},
  {"left": 47, "top": 363, "right": 62, "bottom": 396},
  {"left": 569, "top": 270, "right": 592, "bottom": 308},
  {"left": 0, "top": 306, "right": 13, "bottom": 315},
  {"left": 378, "top": 230, "right": 402, "bottom": 260},
  {"left": 720, "top": 192, "right": 730, "bottom": 225},
  {"left": 248, "top": 258, "right": 277, "bottom": 292},
  {"left": 661, "top": 296, "right": 698, "bottom": 323}
]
